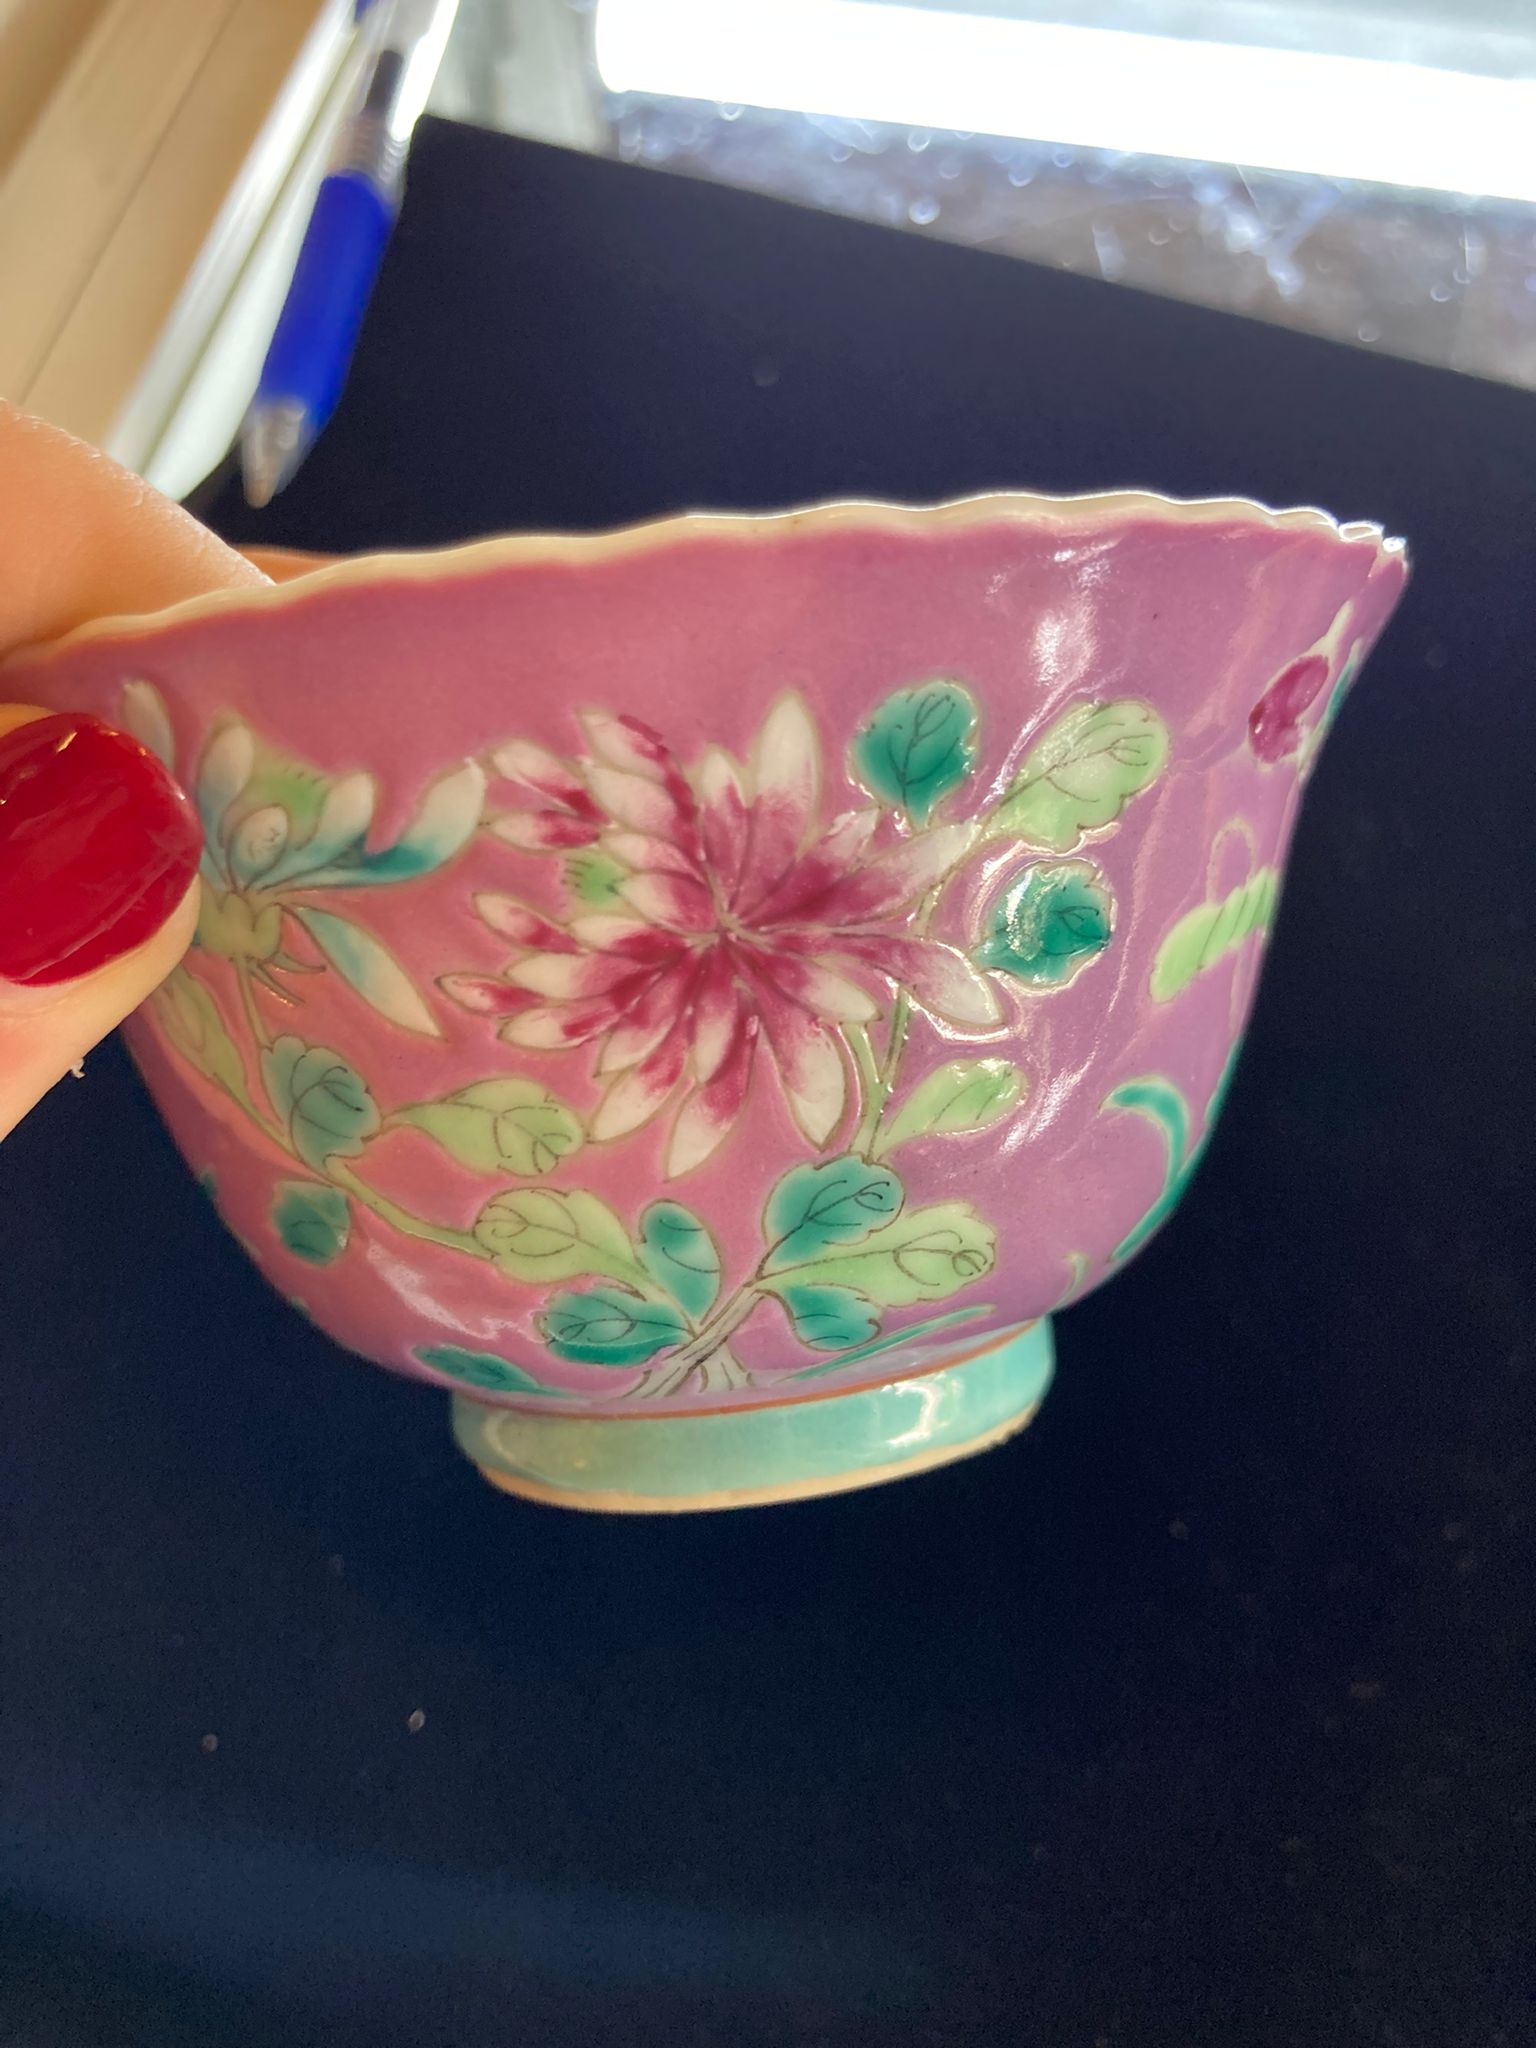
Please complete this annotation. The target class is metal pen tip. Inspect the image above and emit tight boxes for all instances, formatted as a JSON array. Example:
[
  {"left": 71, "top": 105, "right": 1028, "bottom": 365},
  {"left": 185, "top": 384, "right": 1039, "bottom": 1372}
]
[{"left": 241, "top": 400, "right": 313, "bottom": 509}]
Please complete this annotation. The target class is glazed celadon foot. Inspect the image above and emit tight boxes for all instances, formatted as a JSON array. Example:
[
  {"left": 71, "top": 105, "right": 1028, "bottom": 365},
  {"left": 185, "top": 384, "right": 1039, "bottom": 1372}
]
[{"left": 453, "top": 1321, "right": 1055, "bottom": 1512}]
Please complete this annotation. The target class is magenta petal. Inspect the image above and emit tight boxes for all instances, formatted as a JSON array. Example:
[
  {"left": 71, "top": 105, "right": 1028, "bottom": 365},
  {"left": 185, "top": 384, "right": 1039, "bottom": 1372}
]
[
  {"left": 815, "top": 822, "right": 976, "bottom": 922},
  {"left": 619, "top": 870, "right": 717, "bottom": 932},
  {"left": 820, "top": 807, "right": 882, "bottom": 866},
  {"left": 735, "top": 790, "right": 807, "bottom": 912},
  {"left": 657, "top": 760, "right": 703, "bottom": 865},
  {"left": 580, "top": 708, "right": 672, "bottom": 778},
  {"left": 438, "top": 973, "right": 539, "bottom": 1017},
  {"left": 472, "top": 892, "right": 574, "bottom": 950},
  {"left": 601, "top": 830, "right": 698, "bottom": 879},
  {"left": 834, "top": 933, "right": 1002, "bottom": 1027},
  {"left": 580, "top": 711, "right": 702, "bottom": 848},
  {"left": 749, "top": 947, "right": 880, "bottom": 1023},
  {"left": 488, "top": 810, "right": 602, "bottom": 852},
  {"left": 696, "top": 747, "right": 752, "bottom": 901},
  {"left": 565, "top": 916, "right": 683, "bottom": 965},
  {"left": 581, "top": 711, "right": 702, "bottom": 857},
  {"left": 503, "top": 996, "right": 623, "bottom": 1049},
  {"left": 732, "top": 696, "right": 818, "bottom": 901},
  {"left": 1249, "top": 654, "right": 1331, "bottom": 763},
  {"left": 598, "top": 955, "right": 702, "bottom": 1072},
  {"left": 585, "top": 764, "right": 681, "bottom": 834},
  {"left": 506, "top": 950, "right": 657, "bottom": 1000},
  {"left": 489, "top": 739, "right": 601, "bottom": 819},
  {"left": 690, "top": 944, "right": 745, "bottom": 1083},
  {"left": 667, "top": 1016, "right": 758, "bottom": 1177},
  {"left": 591, "top": 1017, "right": 691, "bottom": 1141},
  {"left": 741, "top": 957, "right": 847, "bottom": 1146},
  {"left": 746, "top": 809, "right": 883, "bottom": 923}
]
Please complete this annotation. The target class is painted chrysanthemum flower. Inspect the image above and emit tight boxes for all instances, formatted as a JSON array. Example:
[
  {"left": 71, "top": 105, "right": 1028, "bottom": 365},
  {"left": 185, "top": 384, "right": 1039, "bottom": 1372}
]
[{"left": 444, "top": 694, "right": 1001, "bottom": 1176}]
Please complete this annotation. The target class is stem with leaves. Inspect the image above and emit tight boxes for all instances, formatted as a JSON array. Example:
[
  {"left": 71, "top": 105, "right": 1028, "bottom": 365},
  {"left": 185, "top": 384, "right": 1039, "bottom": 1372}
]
[
  {"left": 326, "top": 1161, "right": 486, "bottom": 1258},
  {"left": 850, "top": 873, "right": 953, "bottom": 1159},
  {"left": 851, "top": 992, "right": 912, "bottom": 1157},
  {"left": 635, "top": 1175, "right": 872, "bottom": 1389},
  {"left": 632, "top": 1340, "right": 753, "bottom": 1401},
  {"left": 663, "top": 1285, "right": 763, "bottom": 1371},
  {"left": 234, "top": 959, "right": 272, "bottom": 1051},
  {"left": 186, "top": 967, "right": 485, "bottom": 1257}
]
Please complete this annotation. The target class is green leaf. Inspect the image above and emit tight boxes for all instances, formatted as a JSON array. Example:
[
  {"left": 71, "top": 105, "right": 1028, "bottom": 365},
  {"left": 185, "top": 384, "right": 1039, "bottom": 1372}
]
[
  {"left": 394, "top": 1078, "right": 584, "bottom": 1176},
  {"left": 773, "top": 1282, "right": 880, "bottom": 1351},
  {"left": 973, "top": 860, "right": 1113, "bottom": 988},
  {"left": 258, "top": 770, "right": 374, "bottom": 889},
  {"left": 539, "top": 1286, "right": 688, "bottom": 1367},
  {"left": 230, "top": 748, "right": 329, "bottom": 847},
  {"left": 849, "top": 680, "right": 979, "bottom": 824},
  {"left": 1103, "top": 1075, "right": 1193, "bottom": 1262},
  {"left": 1104, "top": 1074, "right": 1191, "bottom": 1177},
  {"left": 272, "top": 1182, "right": 351, "bottom": 1266},
  {"left": 415, "top": 1344, "right": 577, "bottom": 1397},
  {"left": 989, "top": 700, "right": 1168, "bottom": 851},
  {"left": 563, "top": 849, "right": 628, "bottom": 907},
  {"left": 261, "top": 1036, "right": 380, "bottom": 1172},
  {"left": 153, "top": 969, "right": 253, "bottom": 1110},
  {"left": 763, "top": 1200, "right": 997, "bottom": 1308},
  {"left": 291, "top": 906, "right": 440, "bottom": 1036},
  {"left": 789, "top": 1303, "right": 992, "bottom": 1378},
  {"left": 1104, "top": 1046, "right": 1241, "bottom": 1262},
  {"left": 472, "top": 1186, "right": 645, "bottom": 1286},
  {"left": 877, "top": 1058, "right": 1024, "bottom": 1156},
  {"left": 763, "top": 1155, "right": 904, "bottom": 1270},
  {"left": 299, "top": 761, "right": 485, "bottom": 888},
  {"left": 639, "top": 1202, "right": 721, "bottom": 1318},
  {"left": 1299, "top": 660, "right": 1356, "bottom": 774},
  {"left": 1149, "top": 868, "right": 1277, "bottom": 1003}
]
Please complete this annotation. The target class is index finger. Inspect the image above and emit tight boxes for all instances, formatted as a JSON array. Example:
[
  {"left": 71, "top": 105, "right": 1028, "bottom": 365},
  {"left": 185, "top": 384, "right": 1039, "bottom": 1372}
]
[{"left": 0, "top": 403, "right": 266, "bottom": 659}]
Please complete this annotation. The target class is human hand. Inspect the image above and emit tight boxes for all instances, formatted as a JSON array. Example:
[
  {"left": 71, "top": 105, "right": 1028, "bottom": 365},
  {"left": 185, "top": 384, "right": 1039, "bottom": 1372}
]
[{"left": 0, "top": 405, "right": 267, "bottom": 1138}]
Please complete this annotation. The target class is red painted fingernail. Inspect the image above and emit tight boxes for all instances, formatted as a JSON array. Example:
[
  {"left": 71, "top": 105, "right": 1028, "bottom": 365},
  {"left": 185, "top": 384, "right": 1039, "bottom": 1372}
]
[{"left": 0, "top": 713, "right": 202, "bottom": 986}]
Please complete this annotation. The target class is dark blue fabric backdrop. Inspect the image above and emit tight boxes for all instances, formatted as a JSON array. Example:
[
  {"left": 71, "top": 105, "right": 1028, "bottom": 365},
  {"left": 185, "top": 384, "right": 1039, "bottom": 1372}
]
[{"left": 3, "top": 124, "right": 1532, "bottom": 2047}]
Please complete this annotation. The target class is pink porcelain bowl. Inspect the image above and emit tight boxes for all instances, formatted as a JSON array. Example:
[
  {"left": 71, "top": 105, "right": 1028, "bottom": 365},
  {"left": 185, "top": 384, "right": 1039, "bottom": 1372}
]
[{"left": 16, "top": 493, "right": 1407, "bottom": 1510}]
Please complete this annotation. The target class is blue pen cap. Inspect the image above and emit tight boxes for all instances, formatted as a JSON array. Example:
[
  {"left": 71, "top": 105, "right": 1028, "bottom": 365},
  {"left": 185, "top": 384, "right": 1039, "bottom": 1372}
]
[{"left": 258, "top": 172, "right": 396, "bottom": 427}]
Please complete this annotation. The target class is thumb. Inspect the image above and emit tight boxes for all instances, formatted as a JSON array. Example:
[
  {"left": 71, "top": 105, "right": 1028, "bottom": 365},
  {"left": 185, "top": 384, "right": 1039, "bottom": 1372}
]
[{"left": 0, "top": 704, "right": 202, "bottom": 1139}]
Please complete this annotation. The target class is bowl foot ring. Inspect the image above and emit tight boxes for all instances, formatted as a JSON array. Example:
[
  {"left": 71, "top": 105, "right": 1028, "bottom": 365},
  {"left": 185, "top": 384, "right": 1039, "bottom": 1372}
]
[{"left": 452, "top": 1319, "right": 1055, "bottom": 1513}]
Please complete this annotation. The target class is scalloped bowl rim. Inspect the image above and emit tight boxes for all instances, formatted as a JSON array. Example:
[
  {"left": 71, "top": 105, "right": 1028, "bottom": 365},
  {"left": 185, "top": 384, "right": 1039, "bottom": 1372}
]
[{"left": 31, "top": 487, "right": 1407, "bottom": 654}]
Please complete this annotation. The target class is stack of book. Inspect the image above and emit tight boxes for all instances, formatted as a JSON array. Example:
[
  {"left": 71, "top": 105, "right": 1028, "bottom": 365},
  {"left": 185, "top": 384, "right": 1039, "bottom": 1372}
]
[{"left": 0, "top": 0, "right": 360, "bottom": 495}]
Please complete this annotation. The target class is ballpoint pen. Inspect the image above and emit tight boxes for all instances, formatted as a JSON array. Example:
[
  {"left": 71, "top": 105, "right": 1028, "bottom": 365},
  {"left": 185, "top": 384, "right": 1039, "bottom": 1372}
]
[{"left": 241, "top": 0, "right": 460, "bottom": 508}]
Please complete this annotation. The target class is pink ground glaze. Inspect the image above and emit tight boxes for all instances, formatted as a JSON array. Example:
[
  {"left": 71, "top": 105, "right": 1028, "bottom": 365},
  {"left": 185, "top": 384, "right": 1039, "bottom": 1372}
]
[{"left": 17, "top": 501, "right": 1407, "bottom": 1413}]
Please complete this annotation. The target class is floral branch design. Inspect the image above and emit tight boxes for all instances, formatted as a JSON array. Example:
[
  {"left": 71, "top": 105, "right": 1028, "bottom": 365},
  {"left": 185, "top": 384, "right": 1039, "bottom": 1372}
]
[
  {"left": 123, "top": 680, "right": 485, "bottom": 1045},
  {"left": 124, "top": 671, "right": 1170, "bottom": 1401},
  {"left": 443, "top": 682, "right": 1166, "bottom": 1176}
]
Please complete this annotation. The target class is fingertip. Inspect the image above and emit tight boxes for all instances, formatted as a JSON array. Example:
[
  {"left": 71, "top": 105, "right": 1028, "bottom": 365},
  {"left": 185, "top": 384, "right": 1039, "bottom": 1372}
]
[
  {"left": 0, "top": 404, "right": 265, "bottom": 654},
  {"left": 0, "top": 876, "right": 198, "bottom": 1139},
  {"left": 0, "top": 701, "right": 49, "bottom": 742},
  {"left": 0, "top": 710, "right": 203, "bottom": 986}
]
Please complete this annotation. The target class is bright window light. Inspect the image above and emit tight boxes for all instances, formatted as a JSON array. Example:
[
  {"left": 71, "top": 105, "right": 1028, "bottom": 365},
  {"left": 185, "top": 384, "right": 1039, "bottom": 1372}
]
[{"left": 596, "top": 0, "right": 1536, "bottom": 205}]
